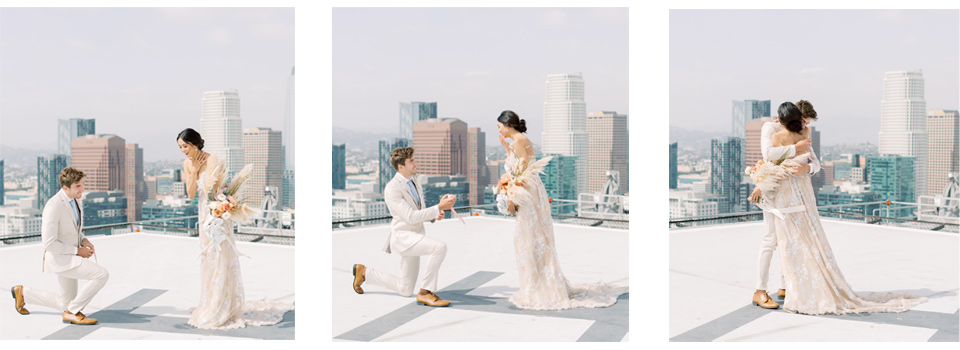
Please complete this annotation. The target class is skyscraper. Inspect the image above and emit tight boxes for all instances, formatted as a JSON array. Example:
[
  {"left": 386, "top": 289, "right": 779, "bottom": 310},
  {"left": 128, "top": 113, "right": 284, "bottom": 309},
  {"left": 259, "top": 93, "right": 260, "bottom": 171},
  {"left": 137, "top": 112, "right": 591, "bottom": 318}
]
[
  {"left": 879, "top": 70, "right": 927, "bottom": 199},
  {"left": 399, "top": 102, "right": 438, "bottom": 140},
  {"left": 711, "top": 137, "right": 743, "bottom": 213},
  {"left": 0, "top": 160, "right": 4, "bottom": 206},
  {"left": 242, "top": 127, "right": 284, "bottom": 206},
  {"left": 810, "top": 127, "right": 823, "bottom": 196},
  {"left": 57, "top": 118, "right": 95, "bottom": 165},
  {"left": 378, "top": 138, "right": 411, "bottom": 194},
  {"left": 587, "top": 111, "right": 629, "bottom": 194},
  {"left": 283, "top": 67, "right": 296, "bottom": 209},
  {"left": 732, "top": 100, "right": 770, "bottom": 140},
  {"left": 72, "top": 134, "right": 125, "bottom": 192},
  {"left": 542, "top": 73, "right": 588, "bottom": 196},
  {"left": 333, "top": 143, "right": 347, "bottom": 190},
  {"left": 539, "top": 154, "right": 577, "bottom": 215},
  {"left": 284, "top": 67, "right": 296, "bottom": 173},
  {"left": 201, "top": 90, "right": 244, "bottom": 176},
  {"left": 282, "top": 171, "right": 295, "bottom": 209},
  {"left": 81, "top": 191, "right": 127, "bottom": 227},
  {"left": 867, "top": 155, "right": 916, "bottom": 215},
  {"left": 37, "top": 154, "right": 68, "bottom": 210},
  {"left": 669, "top": 142, "right": 678, "bottom": 189},
  {"left": 125, "top": 144, "right": 145, "bottom": 222},
  {"left": 744, "top": 117, "right": 772, "bottom": 168},
  {"left": 927, "top": 110, "right": 959, "bottom": 195},
  {"left": 413, "top": 118, "right": 468, "bottom": 177},
  {"left": 467, "top": 127, "right": 486, "bottom": 206}
]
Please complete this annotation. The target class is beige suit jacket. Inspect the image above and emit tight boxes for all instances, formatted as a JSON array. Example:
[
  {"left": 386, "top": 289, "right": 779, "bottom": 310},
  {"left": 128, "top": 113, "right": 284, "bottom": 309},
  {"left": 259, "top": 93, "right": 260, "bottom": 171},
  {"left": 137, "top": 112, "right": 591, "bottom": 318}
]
[
  {"left": 41, "top": 189, "right": 85, "bottom": 273},
  {"left": 382, "top": 172, "right": 438, "bottom": 254}
]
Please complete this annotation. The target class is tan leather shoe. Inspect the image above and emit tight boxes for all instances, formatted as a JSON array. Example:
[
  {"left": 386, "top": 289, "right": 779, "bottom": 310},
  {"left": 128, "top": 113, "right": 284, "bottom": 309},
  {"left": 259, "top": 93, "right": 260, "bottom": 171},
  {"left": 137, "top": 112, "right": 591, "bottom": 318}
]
[
  {"left": 11, "top": 285, "right": 29, "bottom": 315},
  {"left": 353, "top": 264, "right": 366, "bottom": 294},
  {"left": 777, "top": 289, "right": 786, "bottom": 298},
  {"left": 752, "top": 291, "right": 779, "bottom": 309},
  {"left": 62, "top": 311, "right": 97, "bottom": 325},
  {"left": 416, "top": 291, "right": 451, "bottom": 307}
]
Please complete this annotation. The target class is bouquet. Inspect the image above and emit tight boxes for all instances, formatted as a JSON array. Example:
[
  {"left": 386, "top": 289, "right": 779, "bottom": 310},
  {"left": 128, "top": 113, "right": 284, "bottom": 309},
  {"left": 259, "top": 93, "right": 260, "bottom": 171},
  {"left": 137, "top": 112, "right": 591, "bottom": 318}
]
[
  {"left": 496, "top": 156, "right": 552, "bottom": 215},
  {"left": 201, "top": 162, "right": 258, "bottom": 223},
  {"left": 744, "top": 152, "right": 811, "bottom": 217},
  {"left": 197, "top": 159, "right": 259, "bottom": 254}
]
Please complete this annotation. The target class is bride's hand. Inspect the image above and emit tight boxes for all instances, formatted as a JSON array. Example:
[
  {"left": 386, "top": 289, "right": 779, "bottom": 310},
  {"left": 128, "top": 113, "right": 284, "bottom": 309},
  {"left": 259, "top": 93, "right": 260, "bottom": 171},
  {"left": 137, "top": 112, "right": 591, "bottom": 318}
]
[
  {"left": 499, "top": 134, "right": 510, "bottom": 149},
  {"left": 191, "top": 152, "right": 208, "bottom": 173},
  {"left": 507, "top": 200, "right": 517, "bottom": 215},
  {"left": 748, "top": 187, "right": 762, "bottom": 204},
  {"left": 789, "top": 164, "right": 810, "bottom": 176}
]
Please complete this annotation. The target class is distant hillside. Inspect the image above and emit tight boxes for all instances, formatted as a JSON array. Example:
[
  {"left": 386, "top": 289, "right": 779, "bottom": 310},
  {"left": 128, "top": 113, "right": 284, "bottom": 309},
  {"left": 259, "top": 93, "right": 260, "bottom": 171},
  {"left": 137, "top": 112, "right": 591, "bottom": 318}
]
[
  {"left": 332, "top": 127, "right": 398, "bottom": 154},
  {"left": 1, "top": 145, "right": 57, "bottom": 175},
  {"left": 669, "top": 125, "right": 729, "bottom": 149}
]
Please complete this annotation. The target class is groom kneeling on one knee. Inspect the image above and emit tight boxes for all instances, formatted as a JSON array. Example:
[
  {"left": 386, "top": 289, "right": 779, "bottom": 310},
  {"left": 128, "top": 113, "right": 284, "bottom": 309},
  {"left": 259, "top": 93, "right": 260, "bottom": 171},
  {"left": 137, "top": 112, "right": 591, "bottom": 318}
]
[
  {"left": 11, "top": 167, "right": 108, "bottom": 325},
  {"left": 353, "top": 147, "right": 457, "bottom": 307}
]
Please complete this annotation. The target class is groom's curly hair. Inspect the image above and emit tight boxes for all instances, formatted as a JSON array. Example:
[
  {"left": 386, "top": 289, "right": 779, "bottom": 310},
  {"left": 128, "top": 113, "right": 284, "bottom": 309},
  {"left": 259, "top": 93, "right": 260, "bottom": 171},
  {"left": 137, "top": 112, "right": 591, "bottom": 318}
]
[
  {"left": 391, "top": 147, "right": 415, "bottom": 170},
  {"left": 59, "top": 167, "right": 86, "bottom": 188}
]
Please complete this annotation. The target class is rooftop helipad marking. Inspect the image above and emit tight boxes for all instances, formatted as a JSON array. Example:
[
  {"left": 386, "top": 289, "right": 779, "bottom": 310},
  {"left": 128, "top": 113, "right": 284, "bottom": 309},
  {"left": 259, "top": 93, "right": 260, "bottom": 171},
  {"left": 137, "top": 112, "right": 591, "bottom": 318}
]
[
  {"left": 335, "top": 271, "right": 629, "bottom": 342},
  {"left": 42, "top": 289, "right": 294, "bottom": 340},
  {"left": 671, "top": 295, "right": 958, "bottom": 342}
]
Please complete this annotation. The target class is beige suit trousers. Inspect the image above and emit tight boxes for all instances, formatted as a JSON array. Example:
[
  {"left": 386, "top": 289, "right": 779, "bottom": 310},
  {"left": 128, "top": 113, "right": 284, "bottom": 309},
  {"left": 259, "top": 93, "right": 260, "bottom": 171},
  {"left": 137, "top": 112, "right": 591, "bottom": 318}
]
[
  {"left": 365, "top": 235, "right": 447, "bottom": 297},
  {"left": 23, "top": 259, "right": 109, "bottom": 314}
]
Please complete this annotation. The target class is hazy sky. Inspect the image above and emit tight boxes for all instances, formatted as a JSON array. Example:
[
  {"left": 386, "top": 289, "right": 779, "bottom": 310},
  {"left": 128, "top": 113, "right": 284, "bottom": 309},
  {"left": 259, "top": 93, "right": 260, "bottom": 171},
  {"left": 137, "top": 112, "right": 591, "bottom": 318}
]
[
  {"left": 0, "top": 7, "right": 294, "bottom": 161},
  {"left": 670, "top": 9, "right": 959, "bottom": 145},
  {"left": 332, "top": 7, "right": 629, "bottom": 147}
]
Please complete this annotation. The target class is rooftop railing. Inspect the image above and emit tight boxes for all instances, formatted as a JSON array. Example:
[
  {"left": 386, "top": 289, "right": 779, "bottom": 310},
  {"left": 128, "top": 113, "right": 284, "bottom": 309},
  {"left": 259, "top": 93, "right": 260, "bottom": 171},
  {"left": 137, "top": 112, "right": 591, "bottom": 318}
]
[
  {"left": 670, "top": 199, "right": 959, "bottom": 233},
  {"left": 0, "top": 212, "right": 295, "bottom": 247},
  {"left": 333, "top": 200, "right": 629, "bottom": 231}
]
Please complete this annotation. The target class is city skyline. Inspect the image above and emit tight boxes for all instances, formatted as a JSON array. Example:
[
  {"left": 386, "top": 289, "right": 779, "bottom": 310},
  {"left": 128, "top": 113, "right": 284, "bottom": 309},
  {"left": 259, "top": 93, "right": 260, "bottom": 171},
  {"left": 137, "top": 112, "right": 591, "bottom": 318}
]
[
  {"left": 670, "top": 10, "right": 959, "bottom": 145},
  {"left": 0, "top": 8, "right": 294, "bottom": 161},
  {"left": 332, "top": 7, "right": 628, "bottom": 147}
]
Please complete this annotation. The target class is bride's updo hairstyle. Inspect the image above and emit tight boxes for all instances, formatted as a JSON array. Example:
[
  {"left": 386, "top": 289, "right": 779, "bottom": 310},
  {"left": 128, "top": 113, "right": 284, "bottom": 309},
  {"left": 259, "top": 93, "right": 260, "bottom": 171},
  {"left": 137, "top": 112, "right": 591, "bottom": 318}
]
[
  {"left": 177, "top": 128, "right": 205, "bottom": 150},
  {"left": 777, "top": 102, "right": 805, "bottom": 133},
  {"left": 497, "top": 110, "right": 527, "bottom": 133},
  {"left": 796, "top": 99, "right": 818, "bottom": 121}
]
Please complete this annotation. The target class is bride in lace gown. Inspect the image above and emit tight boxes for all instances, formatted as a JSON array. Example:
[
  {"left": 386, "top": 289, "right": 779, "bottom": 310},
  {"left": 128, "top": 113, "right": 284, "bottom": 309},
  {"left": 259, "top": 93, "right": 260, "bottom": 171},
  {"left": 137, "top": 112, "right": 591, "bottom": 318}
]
[
  {"left": 177, "top": 128, "right": 293, "bottom": 329},
  {"left": 751, "top": 104, "right": 926, "bottom": 315},
  {"left": 495, "top": 111, "right": 627, "bottom": 311}
]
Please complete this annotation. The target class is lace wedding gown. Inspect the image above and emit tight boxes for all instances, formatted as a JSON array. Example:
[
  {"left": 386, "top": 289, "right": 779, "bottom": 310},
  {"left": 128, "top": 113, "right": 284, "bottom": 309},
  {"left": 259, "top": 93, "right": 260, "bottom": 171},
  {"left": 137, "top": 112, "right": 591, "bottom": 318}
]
[
  {"left": 188, "top": 157, "right": 294, "bottom": 329},
  {"left": 505, "top": 151, "right": 627, "bottom": 310},
  {"left": 765, "top": 151, "right": 927, "bottom": 315}
]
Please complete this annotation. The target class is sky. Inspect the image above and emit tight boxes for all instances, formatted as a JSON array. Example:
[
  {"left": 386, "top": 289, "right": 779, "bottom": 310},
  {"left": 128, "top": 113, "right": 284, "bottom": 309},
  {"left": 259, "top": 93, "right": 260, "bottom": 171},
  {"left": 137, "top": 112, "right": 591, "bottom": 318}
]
[
  {"left": 0, "top": 7, "right": 294, "bottom": 161},
  {"left": 332, "top": 7, "right": 629, "bottom": 148},
  {"left": 670, "top": 9, "right": 959, "bottom": 146}
]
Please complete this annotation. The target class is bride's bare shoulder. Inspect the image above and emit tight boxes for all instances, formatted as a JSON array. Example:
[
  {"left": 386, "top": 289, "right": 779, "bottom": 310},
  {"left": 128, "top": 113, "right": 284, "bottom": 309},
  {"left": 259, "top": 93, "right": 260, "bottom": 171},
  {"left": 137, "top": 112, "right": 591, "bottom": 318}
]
[
  {"left": 771, "top": 131, "right": 789, "bottom": 147},
  {"left": 512, "top": 136, "right": 534, "bottom": 158}
]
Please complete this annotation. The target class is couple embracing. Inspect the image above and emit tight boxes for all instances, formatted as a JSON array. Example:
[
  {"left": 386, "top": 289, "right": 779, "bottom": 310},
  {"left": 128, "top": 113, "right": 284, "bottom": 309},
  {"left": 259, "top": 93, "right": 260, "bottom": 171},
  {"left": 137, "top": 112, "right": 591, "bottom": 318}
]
[
  {"left": 353, "top": 111, "right": 627, "bottom": 310},
  {"left": 749, "top": 100, "right": 927, "bottom": 315}
]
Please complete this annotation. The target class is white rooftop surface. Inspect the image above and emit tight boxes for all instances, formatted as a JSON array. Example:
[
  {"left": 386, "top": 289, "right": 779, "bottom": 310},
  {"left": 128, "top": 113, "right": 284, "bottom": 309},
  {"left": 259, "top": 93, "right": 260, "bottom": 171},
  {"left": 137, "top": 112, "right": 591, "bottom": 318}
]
[
  {"left": 332, "top": 216, "right": 629, "bottom": 342},
  {"left": 670, "top": 219, "right": 959, "bottom": 342},
  {"left": 1, "top": 233, "right": 295, "bottom": 340}
]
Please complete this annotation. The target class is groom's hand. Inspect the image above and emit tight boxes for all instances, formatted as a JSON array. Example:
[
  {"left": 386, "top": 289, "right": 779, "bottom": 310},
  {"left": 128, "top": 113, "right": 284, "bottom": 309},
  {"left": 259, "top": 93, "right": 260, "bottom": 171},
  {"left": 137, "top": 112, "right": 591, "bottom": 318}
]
[
  {"left": 436, "top": 210, "right": 444, "bottom": 221},
  {"left": 81, "top": 238, "right": 94, "bottom": 251},
  {"left": 77, "top": 246, "right": 94, "bottom": 258},
  {"left": 438, "top": 194, "right": 456, "bottom": 210},
  {"left": 795, "top": 138, "right": 812, "bottom": 154}
]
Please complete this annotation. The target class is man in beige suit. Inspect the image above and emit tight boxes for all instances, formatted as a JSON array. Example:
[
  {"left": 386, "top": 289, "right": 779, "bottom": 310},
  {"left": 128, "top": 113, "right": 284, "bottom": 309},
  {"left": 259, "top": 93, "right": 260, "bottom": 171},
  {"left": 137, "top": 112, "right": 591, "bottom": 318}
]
[
  {"left": 11, "top": 167, "right": 108, "bottom": 325},
  {"left": 352, "top": 147, "right": 457, "bottom": 307}
]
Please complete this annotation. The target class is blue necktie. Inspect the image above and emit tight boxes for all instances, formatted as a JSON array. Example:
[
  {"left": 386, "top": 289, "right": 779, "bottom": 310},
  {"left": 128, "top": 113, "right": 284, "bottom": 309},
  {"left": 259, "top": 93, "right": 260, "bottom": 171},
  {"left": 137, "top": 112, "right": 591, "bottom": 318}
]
[
  {"left": 69, "top": 199, "right": 79, "bottom": 226},
  {"left": 407, "top": 179, "right": 421, "bottom": 208}
]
